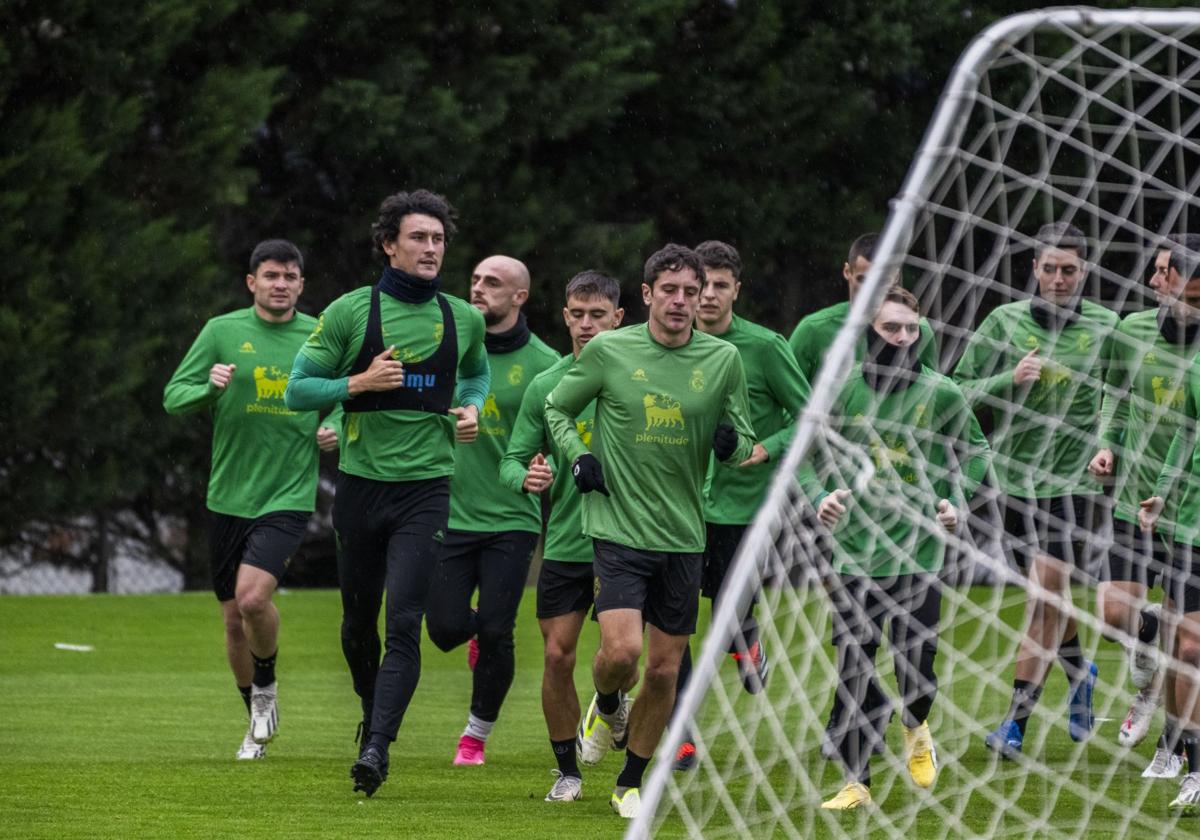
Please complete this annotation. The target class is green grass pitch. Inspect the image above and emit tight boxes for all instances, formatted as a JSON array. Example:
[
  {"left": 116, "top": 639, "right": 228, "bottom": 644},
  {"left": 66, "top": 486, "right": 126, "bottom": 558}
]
[{"left": 0, "top": 587, "right": 1182, "bottom": 838}]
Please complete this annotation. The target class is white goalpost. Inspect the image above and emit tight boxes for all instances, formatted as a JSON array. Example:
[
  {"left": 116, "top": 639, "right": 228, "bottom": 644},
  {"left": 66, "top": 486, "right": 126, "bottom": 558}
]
[{"left": 631, "top": 7, "right": 1200, "bottom": 838}]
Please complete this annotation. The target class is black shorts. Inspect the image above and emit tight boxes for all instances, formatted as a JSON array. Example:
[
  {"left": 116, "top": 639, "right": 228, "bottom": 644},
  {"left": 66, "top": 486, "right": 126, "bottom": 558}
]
[
  {"left": 209, "top": 510, "right": 308, "bottom": 601},
  {"left": 1002, "top": 494, "right": 1099, "bottom": 571},
  {"left": 829, "top": 573, "right": 942, "bottom": 650},
  {"left": 701, "top": 522, "right": 748, "bottom": 600},
  {"left": 1105, "top": 516, "right": 1168, "bottom": 588},
  {"left": 1166, "top": 542, "right": 1200, "bottom": 614},
  {"left": 536, "top": 559, "right": 594, "bottom": 620},
  {"left": 592, "top": 539, "right": 702, "bottom": 636}
]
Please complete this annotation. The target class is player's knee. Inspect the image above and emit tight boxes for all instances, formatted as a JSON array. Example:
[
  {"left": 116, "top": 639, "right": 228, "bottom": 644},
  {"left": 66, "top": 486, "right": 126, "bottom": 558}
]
[
  {"left": 600, "top": 639, "right": 641, "bottom": 674},
  {"left": 425, "top": 616, "right": 464, "bottom": 652},
  {"left": 544, "top": 641, "right": 577, "bottom": 676},
  {"left": 1176, "top": 633, "right": 1200, "bottom": 669},
  {"left": 236, "top": 587, "right": 272, "bottom": 619},
  {"left": 1099, "top": 598, "right": 1130, "bottom": 634},
  {"left": 642, "top": 659, "right": 681, "bottom": 694}
]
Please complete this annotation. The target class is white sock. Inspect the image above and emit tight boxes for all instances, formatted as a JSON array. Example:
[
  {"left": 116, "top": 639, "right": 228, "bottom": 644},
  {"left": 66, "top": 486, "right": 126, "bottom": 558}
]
[{"left": 464, "top": 713, "right": 495, "bottom": 742}]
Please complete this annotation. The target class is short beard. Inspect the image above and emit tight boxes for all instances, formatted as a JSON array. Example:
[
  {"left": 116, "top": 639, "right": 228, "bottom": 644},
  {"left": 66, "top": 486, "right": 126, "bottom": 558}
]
[{"left": 482, "top": 309, "right": 503, "bottom": 327}]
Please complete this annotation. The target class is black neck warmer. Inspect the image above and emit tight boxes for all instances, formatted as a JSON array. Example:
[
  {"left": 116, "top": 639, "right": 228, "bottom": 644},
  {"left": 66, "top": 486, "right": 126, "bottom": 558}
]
[
  {"left": 861, "top": 326, "right": 923, "bottom": 393},
  {"left": 484, "top": 311, "right": 532, "bottom": 354},
  {"left": 379, "top": 265, "right": 440, "bottom": 304},
  {"left": 1029, "top": 294, "right": 1083, "bottom": 331},
  {"left": 1158, "top": 307, "right": 1200, "bottom": 346}
]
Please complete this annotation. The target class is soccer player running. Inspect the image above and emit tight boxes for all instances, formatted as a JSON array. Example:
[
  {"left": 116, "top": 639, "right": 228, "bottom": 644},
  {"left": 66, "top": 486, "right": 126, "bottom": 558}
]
[
  {"left": 789, "top": 232, "right": 938, "bottom": 754},
  {"left": 498, "top": 270, "right": 627, "bottom": 803},
  {"left": 670, "top": 240, "right": 811, "bottom": 771},
  {"left": 953, "top": 222, "right": 1118, "bottom": 758},
  {"left": 164, "top": 239, "right": 341, "bottom": 760},
  {"left": 424, "top": 255, "right": 560, "bottom": 766},
  {"left": 544, "top": 244, "right": 756, "bottom": 819},
  {"left": 283, "top": 190, "right": 490, "bottom": 797},
  {"left": 1088, "top": 236, "right": 1200, "bottom": 770},
  {"left": 1136, "top": 238, "right": 1200, "bottom": 812},
  {"left": 800, "top": 286, "right": 990, "bottom": 811}
]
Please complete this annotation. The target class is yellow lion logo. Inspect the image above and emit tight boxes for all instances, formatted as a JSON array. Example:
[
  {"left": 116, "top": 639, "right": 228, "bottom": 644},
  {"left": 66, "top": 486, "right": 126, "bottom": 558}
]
[
  {"left": 1152, "top": 375, "right": 1184, "bottom": 409},
  {"left": 253, "top": 366, "right": 287, "bottom": 400},
  {"left": 482, "top": 393, "right": 501, "bottom": 421},
  {"left": 643, "top": 394, "right": 684, "bottom": 430}
]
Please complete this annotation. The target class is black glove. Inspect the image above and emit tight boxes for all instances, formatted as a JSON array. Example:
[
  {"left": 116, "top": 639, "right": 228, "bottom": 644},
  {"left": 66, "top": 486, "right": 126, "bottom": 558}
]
[
  {"left": 572, "top": 453, "right": 610, "bottom": 496},
  {"left": 713, "top": 424, "right": 739, "bottom": 461}
]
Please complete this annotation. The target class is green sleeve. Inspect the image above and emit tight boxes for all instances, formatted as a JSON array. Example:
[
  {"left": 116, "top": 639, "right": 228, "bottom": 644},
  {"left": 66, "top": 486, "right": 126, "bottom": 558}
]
[
  {"left": 944, "top": 383, "right": 991, "bottom": 499},
  {"left": 758, "top": 336, "right": 811, "bottom": 460},
  {"left": 455, "top": 319, "right": 490, "bottom": 411},
  {"left": 163, "top": 322, "right": 222, "bottom": 415},
  {"left": 952, "top": 318, "right": 1014, "bottom": 405},
  {"left": 499, "top": 378, "right": 550, "bottom": 494},
  {"left": 546, "top": 343, "right": 605, "bottom": 465},
  {"left": 285, "top": 352, "right": 350, "bottom": 411},
  {"left": 1097, "top": 331, "right": 1129, "bottom": 450},
  {"left": 788, "top": 321, "right": 820, "bottom": 382},
  {"left": 918, "top": 319, "right": 939, "bottom": 371},
  {"left": 720, "top": 352, "right": 756, "bottom": 465},
  {"left": 1156, "top": 425, "right": 1194, "bottom": 500}
]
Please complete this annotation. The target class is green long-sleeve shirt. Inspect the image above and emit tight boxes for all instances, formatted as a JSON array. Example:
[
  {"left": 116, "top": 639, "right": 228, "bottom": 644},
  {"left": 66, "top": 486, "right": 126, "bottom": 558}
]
[
  {"left": 703, "top": 315, "right": 811, "bottom": 525},
  {"left": 952, "top": 299, "right": 1118, "bottom": 498},
  {"left": 1097, "top": 310, "right": 1198, "bottom": 529},
  {"left": 1155, "top": 353, "right": 1200, "bottom": 546},
  {"left": 544, "top": 324, "right": 756, "bottom": 554},
  {"left": 500, "top": 354, "right": 595, "bottom": 563},
  {"left": 286, "top": 286, "right": 490, "bottom": 482},
  {"left": 798, "top": 366, "right": 991, "bottom": 576},
  {"left": 448, "top": 336, "right": 561, "bottom": 533},
  {"left": 788, "top": 300, "right": 939, "bottom": 382},
  {"left": 164, "top": 306, "right": 339, "bottom": 518}
]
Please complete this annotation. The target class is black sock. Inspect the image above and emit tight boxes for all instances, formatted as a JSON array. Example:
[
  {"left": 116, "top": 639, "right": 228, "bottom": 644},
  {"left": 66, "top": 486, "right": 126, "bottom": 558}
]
[
  {"left": 1058, "top": 633, "right": 1085, "bottom": 684},
  {"left": 596, "top": 688, "right": 621, "bottom": 716},
  {"left": 1162, "top": 717, "right": 1184, "bottom": 755},
  {"left": 1183, "top": 729, "right": 1200, "bottom": 774},
  {"left": 238, "top": 684, "right": 252, "bottom": 714},
  {"left": 251, "top": 649, "right": 277, "bottom": 688},
  {"left": 551, "top": 738, "right": 580, "bottom": 778},
  {"left": 1137, "top": 608, "right": 1160, "bottom": 644},
  {"left": 1008, "top": 679, "right": 1042, "bottom": 736},
  {"left": 617, "top": 749, "right": 651, "bottom": 789}
]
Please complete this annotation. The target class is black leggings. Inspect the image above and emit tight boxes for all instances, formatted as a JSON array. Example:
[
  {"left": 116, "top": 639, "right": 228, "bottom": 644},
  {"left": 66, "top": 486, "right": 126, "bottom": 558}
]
[
  {"left": 333, "top": 473, "right": 450, "bottom": 743},
  {"left": 425, "top": 529, "right": 539, "bottom": 722},
  {"left": 829, "top": 573, "right": 941, "bottom": 786}
]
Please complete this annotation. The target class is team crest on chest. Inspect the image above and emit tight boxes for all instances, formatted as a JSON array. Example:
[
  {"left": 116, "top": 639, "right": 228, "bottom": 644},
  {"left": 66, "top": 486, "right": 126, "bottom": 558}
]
[
  {"left": 434, "top": 322, "right": 444, "bottom": 341},
  {"left": 507, "top": 364, "right": 524, "bottom": 386},
  {"left": 689, "top": 368, "right": 706, "bottom": 392}
]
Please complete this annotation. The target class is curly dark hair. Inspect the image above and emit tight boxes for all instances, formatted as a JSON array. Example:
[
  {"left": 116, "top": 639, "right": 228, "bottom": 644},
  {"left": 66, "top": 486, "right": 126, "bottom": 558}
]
[
  {"left": 371, "top": 189, "right": 458, "bottom": 259},
  {"left": 694, "top": 240, "right": 742, "bottom": 281},
  {"left": 643, "top": 243, "right": 706, "bottom": 287}
]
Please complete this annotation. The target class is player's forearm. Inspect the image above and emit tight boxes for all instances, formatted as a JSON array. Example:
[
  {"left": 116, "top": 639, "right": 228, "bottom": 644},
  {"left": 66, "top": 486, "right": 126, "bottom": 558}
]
[
  {"left": 1155, "top": 426, "right": 1193, "bottom": 500},
  {"left": 954, "top": 371, "right": 1014, "bottom": 406},
  {"left": 1096, "top": 388, "right": 1127, "bottom": 449},
  {"left": 285, "top": 354, "right": 349, "bottom": 411},
  {"left": 544, "top": 403, "right": 588, "bottom": 464},
  {"left": 162, "top": 379, "right": 220, "bottom": 415},
  {"left": 454, "top": 345, "right": 491, "bottom": 411}
]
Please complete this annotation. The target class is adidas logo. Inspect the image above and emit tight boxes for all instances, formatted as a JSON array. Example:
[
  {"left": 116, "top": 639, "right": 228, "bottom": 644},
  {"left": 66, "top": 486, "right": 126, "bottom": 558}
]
[
  {"left": 632, "top": 368, "right": 648, "bottom": 381},
  {"left": 239, "top": 341, "right": 255, "bottom": 353}
]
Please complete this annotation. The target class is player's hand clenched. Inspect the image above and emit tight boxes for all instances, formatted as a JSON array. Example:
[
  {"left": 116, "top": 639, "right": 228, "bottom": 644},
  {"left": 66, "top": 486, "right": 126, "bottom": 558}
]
[
  {"left": 209, "top": 363, "right": 236, "bottom": 390},
  {"left": 450, "top": 404, "right": 479, "bottom": 443},
  {"left": 817, "top": 489, "right": 851, "bottom": 529},
  {"left": 1088, "top": 448, "right": 1114, "bottom": 477},
  {"left": 523, "top": 452, "right": 554, "bottom": 494},
  {"left": 348, "top": 346, "right": 405, "bottom": 395},
  {"left": 936, "top": 499, "right": 958, "bottom": 534},
  {"left": 572, "top": 453, "right": 610, "bottom": 497},
  {"left": 1013, "top": 347, "right": 1043, "bottom": 386},
  {"left": 713, "top": 424, "right": 739, "bottom": 461},
  {"left": 1138, "top": 495, "right": 1164, "bottom": 533}
]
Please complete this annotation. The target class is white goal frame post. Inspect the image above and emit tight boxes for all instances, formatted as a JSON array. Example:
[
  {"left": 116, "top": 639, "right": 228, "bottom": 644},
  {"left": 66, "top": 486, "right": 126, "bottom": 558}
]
[{"left": 631, "top": 7, "right": 1200, "bottom": 837}]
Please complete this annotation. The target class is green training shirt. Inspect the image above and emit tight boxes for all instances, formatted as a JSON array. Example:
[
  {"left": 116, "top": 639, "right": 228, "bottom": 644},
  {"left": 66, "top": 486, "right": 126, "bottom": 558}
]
[
  {"left": 164, "top": 306, "right": 335, "bottom": 518},
  {"left": 788, "top": 300, "right": 939, "bottom": 382},
  {"left": 798, "top": 365, "right": 990, "bottom": 577},
  {"left": 1097, "top": 310, "right": 1199, "bottom": 529},
  {"left": 1155, "top": 353, "right": 1200, "bottom": 546},
  {"left": 290, "top": 287, "right": 489, "bottom": 482},
  {"left": 952, "top": 299, "right": 1118, "bottom": 499},
  {"left": 448, "top": 335, "right": 561, "bottom": 533},
  {"left": 703, "top": 315, "right": 811, "bottom": 525},
  {"left": 545, "top": 323, "right": 756, "bottom": 554},
  {"left": 500, "top": 354, "right": 596, "bottom": 563}
]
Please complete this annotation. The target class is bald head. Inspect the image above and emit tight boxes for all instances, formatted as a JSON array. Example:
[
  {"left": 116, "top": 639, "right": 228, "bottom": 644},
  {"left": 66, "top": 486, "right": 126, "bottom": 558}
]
[{"left": 470, "top": 254, "right": 531, "bottom": 330}]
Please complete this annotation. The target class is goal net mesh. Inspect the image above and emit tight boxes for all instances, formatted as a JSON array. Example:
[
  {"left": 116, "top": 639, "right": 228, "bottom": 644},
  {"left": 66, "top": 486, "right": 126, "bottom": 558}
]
[{"left": 631, "top": 8, "right": 1200, "bottom": 838}]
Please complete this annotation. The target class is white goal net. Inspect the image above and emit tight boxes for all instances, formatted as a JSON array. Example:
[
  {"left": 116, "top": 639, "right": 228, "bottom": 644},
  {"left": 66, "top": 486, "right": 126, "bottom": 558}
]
[{"left": 632, "top": 8, "right": 1200, "bottom": 838}]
